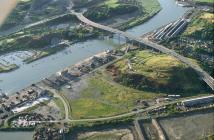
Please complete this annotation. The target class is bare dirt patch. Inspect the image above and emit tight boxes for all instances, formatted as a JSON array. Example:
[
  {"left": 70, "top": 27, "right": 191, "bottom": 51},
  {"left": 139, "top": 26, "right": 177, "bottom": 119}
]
[
  {"left": 159, "top": 110, "right": 214, "bottom": 140},
  {"left": 78, "top": 129, "right": 134, "bottom": 140}
]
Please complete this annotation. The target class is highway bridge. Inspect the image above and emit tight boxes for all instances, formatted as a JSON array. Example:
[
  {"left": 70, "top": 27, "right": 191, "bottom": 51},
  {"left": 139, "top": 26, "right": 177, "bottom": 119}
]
[{"left": 73, "top": 12, "right": 214, "bottom": 90}]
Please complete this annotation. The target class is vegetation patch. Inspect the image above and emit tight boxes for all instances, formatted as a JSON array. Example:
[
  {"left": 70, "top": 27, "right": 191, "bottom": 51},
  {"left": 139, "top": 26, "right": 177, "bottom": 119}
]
[
  {"left": 107, "top": 50, "right": 209, "bottom": 95},
  {"left": 0, "top": 0, "right": 32, "bottom": 31},
  {"left": 0, "top": 64, "right": 19, "bottom": 73},
  {"left": 0, "top": 0, "right": 71, "bottom": 31},
  {"left": 0, "top": 24, "right": 98, "bottom": 63},
  {"left": 194, "top": 0, "right": 214, "bottom": 4},
  {"left": 70, "top": 72, "right": 162, "bottom": 119},
  {"left": 84, "top": 0, "right": 161, "bottom": 30},
  {"left": 84, "top": 0, "right": 138, "bottom": 22}
]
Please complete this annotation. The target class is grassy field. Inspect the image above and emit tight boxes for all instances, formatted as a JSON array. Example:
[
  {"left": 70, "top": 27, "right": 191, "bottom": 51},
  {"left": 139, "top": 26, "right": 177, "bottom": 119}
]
[
  {"left": 110, "top": 50, "right": 209, "bottom": 94},
  {"left": 194, "top": 0, "right": 214, "bottom": 3},
  {"left": 67, "top": 50, "right": 210, "bottom": 119},
  {"left": 70, "top": 72, "right": 163, "bottom": 119}
]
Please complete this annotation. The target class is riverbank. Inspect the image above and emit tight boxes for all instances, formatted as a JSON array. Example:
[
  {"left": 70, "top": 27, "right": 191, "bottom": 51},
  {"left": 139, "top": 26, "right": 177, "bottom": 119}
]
[
  {"left": 84, "top": 0, "right": 161, "bottom": 31},
  {"left": 0, "top": 0, "right": 190, "bottom": 95},
  {"left": 0, "top": 2, "right": 161, "bottom": 74},
  {"left": 0, "top": 64, "right": 19, "bottom": 73},
  {"left": 0, "top": 23, "right": 101, "bottom": 73},
  {"left": 119, "top": 0, "right": 162, "bottom": 30}
]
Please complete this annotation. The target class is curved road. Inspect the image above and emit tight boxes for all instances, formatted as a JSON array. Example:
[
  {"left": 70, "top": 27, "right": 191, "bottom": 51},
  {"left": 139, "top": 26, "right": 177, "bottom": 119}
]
[
  {"left": 38, "top": 85, "right": 70, "bottom": 121},
  {"left": 29, "top": 99, "right": 179, "bottom": 123}
]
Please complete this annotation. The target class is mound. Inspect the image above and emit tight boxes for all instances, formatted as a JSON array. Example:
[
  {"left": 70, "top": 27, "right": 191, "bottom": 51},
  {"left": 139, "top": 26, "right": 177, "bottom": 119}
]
[{"left": 107, "top": 50, "right": 209, "bottom": 94}]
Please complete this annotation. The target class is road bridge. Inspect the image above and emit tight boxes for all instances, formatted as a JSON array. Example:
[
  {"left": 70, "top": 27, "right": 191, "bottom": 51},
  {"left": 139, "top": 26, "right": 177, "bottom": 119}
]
[{"left": 73, "top": 12, "right": 214, "bottom": 90}]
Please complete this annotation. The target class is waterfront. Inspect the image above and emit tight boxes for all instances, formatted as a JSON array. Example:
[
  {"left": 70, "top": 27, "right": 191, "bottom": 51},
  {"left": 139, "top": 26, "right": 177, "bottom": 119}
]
[
  {"left": 127, "top": 0, "right": 190, "bottom": 36},
  {"left": 0, "top": 0, "right": 189, "bottom": 95},
  {"left": 0, "top": 1, "right": 191, "bottom": 140}
]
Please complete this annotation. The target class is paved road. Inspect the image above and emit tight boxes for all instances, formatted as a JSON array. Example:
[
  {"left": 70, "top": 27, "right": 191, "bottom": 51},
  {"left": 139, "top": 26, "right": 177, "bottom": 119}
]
[
  {"left": 73, "top": 12, "right": 214, "bottom": 90},
  {"left": 0, "top": 13, "right": 70, "bottom": 37},
  {"left": 27, "top": 95, "right": 213, "bottom": 124},
  {"left": 29, "top": 100, "right": 179, "bottom": 123}
]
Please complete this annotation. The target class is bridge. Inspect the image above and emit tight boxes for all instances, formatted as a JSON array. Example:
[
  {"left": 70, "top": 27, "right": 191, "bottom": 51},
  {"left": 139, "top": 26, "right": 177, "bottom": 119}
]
[{"left": 73, "top": 12, "right": 214, "bottom": 90}]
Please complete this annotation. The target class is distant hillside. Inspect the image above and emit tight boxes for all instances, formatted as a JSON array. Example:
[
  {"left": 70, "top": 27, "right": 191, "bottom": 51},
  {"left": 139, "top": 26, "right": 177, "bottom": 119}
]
[{"left": 0, "top": 0, "right": 71, "bottom": 31}]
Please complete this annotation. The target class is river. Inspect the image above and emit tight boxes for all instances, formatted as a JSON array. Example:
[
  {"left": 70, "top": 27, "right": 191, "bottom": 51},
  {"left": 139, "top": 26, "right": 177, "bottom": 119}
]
[
  {"left": 0, "top": 0, "right": 189, "bottom": 139},
  {"left": 0, "top": 0, "right": 189, "bottom": 94},
  {"left": 0, "top": 0, "right": 189, "bottom": 95},
  {"left": 0, "top": 131, "right": 34, "bottom": 140}
]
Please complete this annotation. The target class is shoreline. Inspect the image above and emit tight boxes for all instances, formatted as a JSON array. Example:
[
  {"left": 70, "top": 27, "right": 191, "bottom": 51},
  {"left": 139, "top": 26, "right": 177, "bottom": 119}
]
[
  {"left": 0, "top": 34, "right": 99, "bottom": 74},
  {"left": 0, "top": 1, "right": 162, "bottom": 74}
]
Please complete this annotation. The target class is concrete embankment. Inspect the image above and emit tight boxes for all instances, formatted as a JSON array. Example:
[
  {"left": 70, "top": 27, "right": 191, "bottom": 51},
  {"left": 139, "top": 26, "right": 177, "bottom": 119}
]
[
  {"left": 134, "top": 119, "right": 145, "bottom": 140},
  {"left": 152, "top": 119, "right": 166, "bottom": 140}
]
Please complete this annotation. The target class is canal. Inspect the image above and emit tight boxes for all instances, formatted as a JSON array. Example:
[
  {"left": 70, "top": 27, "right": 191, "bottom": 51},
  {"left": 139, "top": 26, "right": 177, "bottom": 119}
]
[{"left": 0, "top": 1, "right": 189, "bottom": 94}]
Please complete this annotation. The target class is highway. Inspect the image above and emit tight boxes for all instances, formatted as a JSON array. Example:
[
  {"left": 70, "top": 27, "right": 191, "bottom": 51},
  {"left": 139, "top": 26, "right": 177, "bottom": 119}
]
[
  {"left": 0, "top": 13, "right": 70, "bottom": 37},
  {"left": 73, "top": 12, "right": 214, "bottom": 90}
]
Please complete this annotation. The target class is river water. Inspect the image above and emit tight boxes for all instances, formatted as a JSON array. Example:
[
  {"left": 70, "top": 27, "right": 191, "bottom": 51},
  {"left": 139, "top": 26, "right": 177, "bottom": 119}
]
[
  {"left": 0, "top": 0, "right": 189, "bottom": 95},
  {"left": 0, "top": 0, "right": 189, "bottom": 139},
  {"left": 0, "top": 131, "right": 33, "bottom": 140}
]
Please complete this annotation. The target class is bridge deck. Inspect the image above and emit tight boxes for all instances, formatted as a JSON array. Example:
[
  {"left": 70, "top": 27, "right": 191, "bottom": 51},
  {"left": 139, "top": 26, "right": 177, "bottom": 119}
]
[{"left": 74, "top": 12, "right": 214, "bottom": 90}]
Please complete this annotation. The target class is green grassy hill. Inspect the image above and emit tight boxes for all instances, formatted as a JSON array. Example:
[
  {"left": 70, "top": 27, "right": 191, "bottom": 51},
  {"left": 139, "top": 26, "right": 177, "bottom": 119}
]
[
  {"left": 107, "top": 50, "right": 209, "bottom": 94},
  {"left": 182, "top": 12, "right": 214, "bottom": 40}
]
